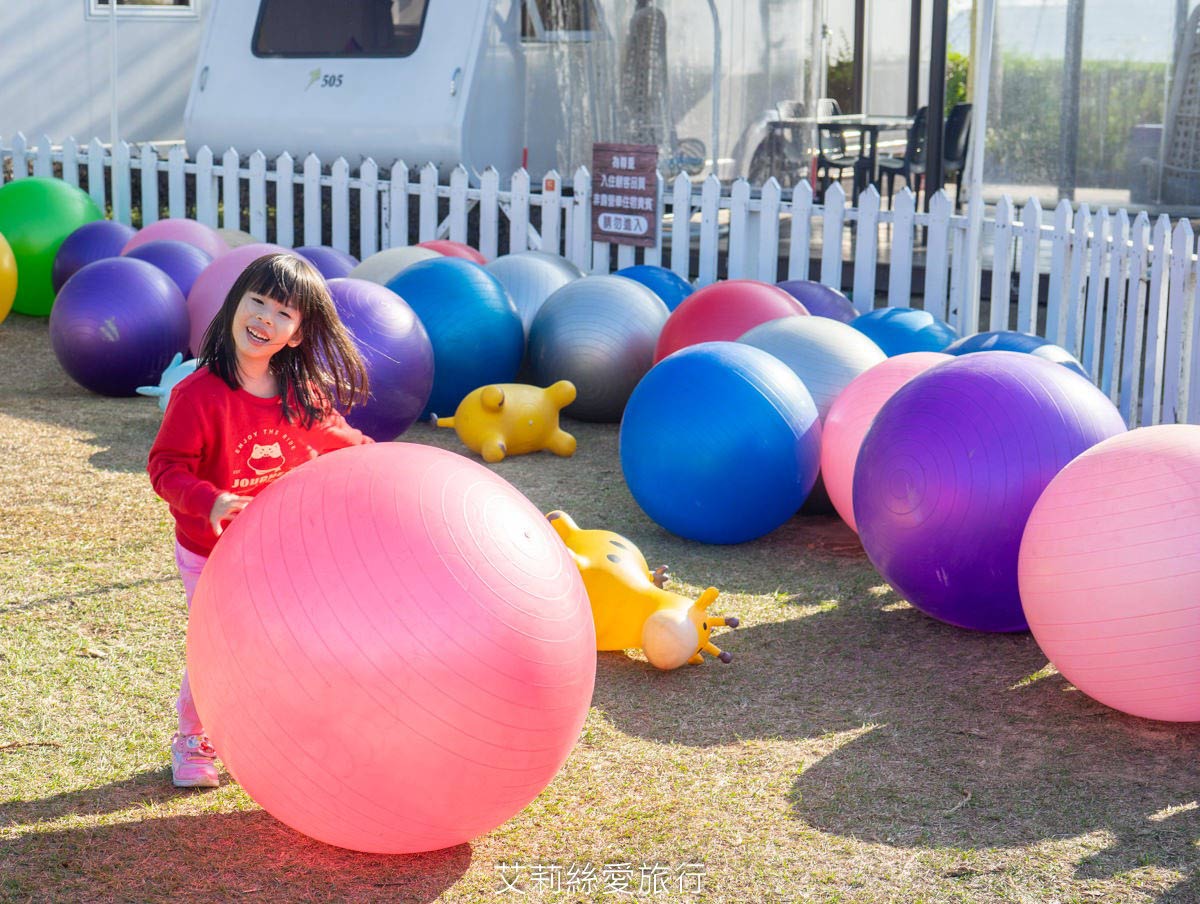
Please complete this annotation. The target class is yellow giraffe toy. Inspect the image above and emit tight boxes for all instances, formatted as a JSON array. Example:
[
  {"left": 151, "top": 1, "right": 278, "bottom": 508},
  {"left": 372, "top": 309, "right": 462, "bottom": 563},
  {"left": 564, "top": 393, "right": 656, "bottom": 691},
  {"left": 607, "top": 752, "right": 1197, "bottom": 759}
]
[
  {"left": 547, "top": 510, "right": 738, "bottom": 670},
  {"left": 434, "top": 381, "right": 577, "bottom": 463}
]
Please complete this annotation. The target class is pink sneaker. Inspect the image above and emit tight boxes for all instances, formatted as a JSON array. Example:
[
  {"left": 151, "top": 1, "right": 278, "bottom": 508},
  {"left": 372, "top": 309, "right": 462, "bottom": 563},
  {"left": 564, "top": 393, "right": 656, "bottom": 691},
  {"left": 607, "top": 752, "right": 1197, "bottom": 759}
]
[{"left": 171, "top": 733, "right": 219, "bottom": 788}]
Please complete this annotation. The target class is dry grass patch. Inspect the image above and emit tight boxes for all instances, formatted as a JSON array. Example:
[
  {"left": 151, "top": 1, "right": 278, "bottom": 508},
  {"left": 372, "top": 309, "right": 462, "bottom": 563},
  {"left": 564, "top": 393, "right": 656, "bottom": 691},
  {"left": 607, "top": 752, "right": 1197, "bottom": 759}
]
[{"left": 1, "top": 313, "right": 1197, "bottom": 903}]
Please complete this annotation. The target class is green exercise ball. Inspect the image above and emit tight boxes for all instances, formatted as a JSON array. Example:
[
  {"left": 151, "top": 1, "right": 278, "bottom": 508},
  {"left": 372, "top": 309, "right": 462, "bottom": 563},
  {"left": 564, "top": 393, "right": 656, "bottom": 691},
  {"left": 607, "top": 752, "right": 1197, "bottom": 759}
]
[{"left": 0, "top": 178, "right": 103, "bottom": 316}]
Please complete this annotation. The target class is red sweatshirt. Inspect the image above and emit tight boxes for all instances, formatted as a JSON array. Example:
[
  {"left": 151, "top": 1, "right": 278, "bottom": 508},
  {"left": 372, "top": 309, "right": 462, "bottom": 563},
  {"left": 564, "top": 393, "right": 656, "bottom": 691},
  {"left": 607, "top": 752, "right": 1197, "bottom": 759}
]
[{"left": 148, "top": 367, "right": 372, "bottom": 557}]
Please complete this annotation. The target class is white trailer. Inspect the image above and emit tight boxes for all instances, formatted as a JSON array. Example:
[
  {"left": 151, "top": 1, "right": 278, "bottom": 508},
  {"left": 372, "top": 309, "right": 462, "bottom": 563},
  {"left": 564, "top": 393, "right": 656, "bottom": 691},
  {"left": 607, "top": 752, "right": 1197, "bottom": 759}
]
[{"left": 185, "top": 0, "right": 824, "bottom": 182}]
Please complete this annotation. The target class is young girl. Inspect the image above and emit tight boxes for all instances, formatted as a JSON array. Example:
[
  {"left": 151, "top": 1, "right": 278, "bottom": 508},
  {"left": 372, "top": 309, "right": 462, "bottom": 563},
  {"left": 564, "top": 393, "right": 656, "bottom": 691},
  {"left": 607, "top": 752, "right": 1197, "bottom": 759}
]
[{"left": 148, "top": 252, "right": 371, "bottom": 788}]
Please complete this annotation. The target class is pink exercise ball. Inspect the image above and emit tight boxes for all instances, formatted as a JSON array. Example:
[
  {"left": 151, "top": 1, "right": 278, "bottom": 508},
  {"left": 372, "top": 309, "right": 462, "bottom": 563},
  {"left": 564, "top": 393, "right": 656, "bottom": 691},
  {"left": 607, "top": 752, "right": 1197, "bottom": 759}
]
[
  {"left": 185, "top": 242, "right": 288, "bottom": 354},
  {"left": 122, "top": 217, "right": 229, "bottom": 260},
  {"left": 418, "top": 239, "right": 487, "bottom": 264},
  {"left": 1018, "top": 425, "right": 1200, "bottom": 722},
  {"left": 653, "top": 279, "right": 809, "bottom": 363},
  {"left": 187, "top": 443, "right": 596, "bottom": 853},
  {"left": 821, "top": 352, "right": 953, "bottom": 532}
]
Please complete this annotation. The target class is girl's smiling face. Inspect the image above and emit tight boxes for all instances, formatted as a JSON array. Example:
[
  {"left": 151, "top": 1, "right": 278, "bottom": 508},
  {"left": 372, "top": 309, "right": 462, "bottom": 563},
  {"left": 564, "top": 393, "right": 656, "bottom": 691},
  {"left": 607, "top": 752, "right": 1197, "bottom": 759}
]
[{"left": 231, "top": 290, "right": 303, "bottom": 368}]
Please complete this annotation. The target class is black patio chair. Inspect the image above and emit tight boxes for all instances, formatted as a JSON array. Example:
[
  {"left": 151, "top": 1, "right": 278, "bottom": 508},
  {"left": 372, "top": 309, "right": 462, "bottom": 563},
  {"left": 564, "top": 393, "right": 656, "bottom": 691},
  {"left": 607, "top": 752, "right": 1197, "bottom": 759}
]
[
  {"left": 816, "top": 98, "right": 866, "bottom": 201},
  {"left": 877, "top": 105, "right": 928, "bottom": 208},
  {"left": 942, "top": 102, "right": 972, "bottom": 211}
]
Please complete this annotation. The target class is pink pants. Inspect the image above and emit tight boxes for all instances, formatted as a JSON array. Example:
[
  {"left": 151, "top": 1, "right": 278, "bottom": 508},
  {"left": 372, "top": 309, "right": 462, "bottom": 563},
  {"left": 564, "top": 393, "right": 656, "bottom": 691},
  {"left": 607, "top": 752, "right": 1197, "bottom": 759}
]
[{"left": 175, "top": 541, "right": 208, "bottom": 736}]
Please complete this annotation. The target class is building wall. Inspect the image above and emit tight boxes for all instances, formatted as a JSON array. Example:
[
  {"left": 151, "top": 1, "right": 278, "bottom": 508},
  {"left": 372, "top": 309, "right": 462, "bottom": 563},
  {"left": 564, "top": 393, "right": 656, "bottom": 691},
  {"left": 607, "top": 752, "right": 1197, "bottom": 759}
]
[{"left": 1, "top": 1, "right": 209, "bottom": 143}]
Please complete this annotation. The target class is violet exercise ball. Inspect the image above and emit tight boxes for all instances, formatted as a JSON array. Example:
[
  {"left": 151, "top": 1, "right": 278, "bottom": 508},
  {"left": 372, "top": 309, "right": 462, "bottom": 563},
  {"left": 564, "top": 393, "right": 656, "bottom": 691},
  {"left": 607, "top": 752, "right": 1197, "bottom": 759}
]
[
  {"left": 386, "top": 258, "right": 523, "bottom": 417},
  {"left": 296, "top": 245, "right": 359, "bottom": 280},
  {"left": 187, "top": 443, "right": 596, "bottom": 853},
  {"left": 776, "top": 280, "right": 858, "bottom": 323},
  {"left": 1019, "top": 425, "right": 1200, "bottom": 721},
  {"left": 528, "top": 275, "right": 669, "bottom": 422},
  {"left": 52, "top": 220, "right": 137, "bottom": 292},
  {"left": 327, "top": 278, "right": 434, "bottom": 440},
  {"left": 124, "top": 240, "right": 213, "bottom": 298},
  {"left": 853, "top": 352, "right": 1126, "bottom": 632},
  {"left": 49, "top": 257, "right": 189, "bottom": 396}
]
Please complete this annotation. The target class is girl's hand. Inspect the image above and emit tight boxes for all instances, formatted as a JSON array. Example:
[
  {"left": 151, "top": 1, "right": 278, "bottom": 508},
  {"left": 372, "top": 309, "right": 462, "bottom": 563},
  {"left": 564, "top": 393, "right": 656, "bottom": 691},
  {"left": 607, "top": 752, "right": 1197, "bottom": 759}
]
[{"left": 210, "top": 492, "right": 253, "bottom": 536}]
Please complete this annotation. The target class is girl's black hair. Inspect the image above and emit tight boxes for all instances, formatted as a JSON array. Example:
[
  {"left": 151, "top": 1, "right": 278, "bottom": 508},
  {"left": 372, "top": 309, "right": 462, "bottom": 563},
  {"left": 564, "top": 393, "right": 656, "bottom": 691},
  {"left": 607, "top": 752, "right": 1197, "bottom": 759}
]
[{"left": 198, "top": 253, "right": 369, "bottom": 427}]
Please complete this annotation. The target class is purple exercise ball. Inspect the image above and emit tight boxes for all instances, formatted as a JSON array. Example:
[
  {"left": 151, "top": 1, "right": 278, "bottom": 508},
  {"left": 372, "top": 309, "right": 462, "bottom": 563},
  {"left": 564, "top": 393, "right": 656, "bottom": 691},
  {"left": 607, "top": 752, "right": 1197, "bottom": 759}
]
[
  {"left": 327, "top": 278, "right": 435, "bottom": 440},
  {"left": 296, "top": 245, "right": 359, "bottom": 280},
  {"left": 51, "top": 220, "right": 137, "bottom": 293},
  {"left": 124, "top": 240, "right": 213, "bottom": 299},
  {"left": 49, "top": 257, "right": 189, "bottom": 397},
  {"left": 777, "top": 280, "right": 858, "bottom": 323},
  {"left": 853, "top": 352, "right": 1127, "bottom": 633}
]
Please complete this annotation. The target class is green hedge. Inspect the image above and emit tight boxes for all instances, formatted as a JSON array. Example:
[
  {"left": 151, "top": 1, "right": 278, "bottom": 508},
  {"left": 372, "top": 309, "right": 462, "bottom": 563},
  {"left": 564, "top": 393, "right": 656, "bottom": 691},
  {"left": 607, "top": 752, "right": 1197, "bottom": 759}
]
[{"left": 985, "top": 55, "right": 1166, "bottom": 188}]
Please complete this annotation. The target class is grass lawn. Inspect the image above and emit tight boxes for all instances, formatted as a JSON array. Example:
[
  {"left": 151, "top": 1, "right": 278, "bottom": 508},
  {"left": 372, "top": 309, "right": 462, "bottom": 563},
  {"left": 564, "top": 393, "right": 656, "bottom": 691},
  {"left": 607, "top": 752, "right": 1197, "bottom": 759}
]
[{"left": 1, "top": 312, "right": 1197, "bottom": 903}]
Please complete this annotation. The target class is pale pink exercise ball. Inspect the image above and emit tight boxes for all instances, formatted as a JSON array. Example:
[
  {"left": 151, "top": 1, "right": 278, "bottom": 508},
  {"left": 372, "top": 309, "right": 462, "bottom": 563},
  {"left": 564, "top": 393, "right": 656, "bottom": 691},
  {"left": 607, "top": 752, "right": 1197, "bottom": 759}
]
[
  {"left": 185, "top": 242, "right": 288, "bottom": 354},
  {"left": 820, "top": 352, "right": 952, "bottom": 532},
  {"left": 1018, "top": 425, "right": 1200, "bottom": 722},
  {"left": 122, "top": 217, "right": 229, "bottom": 260},
  {"left": 187, "top": 443, "right": 597, "bottom": 852}
]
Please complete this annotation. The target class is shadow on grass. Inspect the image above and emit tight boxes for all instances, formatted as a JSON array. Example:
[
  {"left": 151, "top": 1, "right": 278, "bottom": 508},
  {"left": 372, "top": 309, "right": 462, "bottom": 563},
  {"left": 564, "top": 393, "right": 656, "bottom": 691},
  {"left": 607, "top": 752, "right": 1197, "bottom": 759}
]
[
  {"left": 0, "top": 575, "right": 179, "bottom": 613},
  {"left": 1, "top": 807, "right": 471, "bottom": 902},
  {"left": 0, "top": 314, "right": 163, "bottom": 474},
  {"left": 592, "top": 592, "right": 1200, "bottom": 898},
  {"left": 1, "top": 768, "right": 195, "bottom": 829}
]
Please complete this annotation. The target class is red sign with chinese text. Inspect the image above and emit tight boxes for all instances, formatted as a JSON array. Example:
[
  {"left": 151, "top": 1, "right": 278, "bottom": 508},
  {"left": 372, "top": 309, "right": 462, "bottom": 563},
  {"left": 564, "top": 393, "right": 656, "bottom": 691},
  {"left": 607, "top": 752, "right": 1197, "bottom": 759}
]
[{"left": 591, "top": 143, "right": 658, "bottom": 248}]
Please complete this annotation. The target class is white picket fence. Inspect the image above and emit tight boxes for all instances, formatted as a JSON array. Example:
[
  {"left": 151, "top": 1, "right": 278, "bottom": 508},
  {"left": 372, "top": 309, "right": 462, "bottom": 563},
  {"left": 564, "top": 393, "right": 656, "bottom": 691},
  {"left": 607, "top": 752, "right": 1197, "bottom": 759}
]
[{"left": 3, "top": 133, "right": 1198, "bottom": 428}]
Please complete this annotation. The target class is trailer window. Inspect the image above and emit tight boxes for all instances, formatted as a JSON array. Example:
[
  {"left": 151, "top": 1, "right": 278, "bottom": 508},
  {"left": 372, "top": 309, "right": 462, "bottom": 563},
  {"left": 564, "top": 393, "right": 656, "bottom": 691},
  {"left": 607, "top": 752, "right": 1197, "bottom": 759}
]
[
  {"left": 88, "top": 0, "right": 196, "bottom": 18},
  {"left": 253, "top": 0, "right": 430, "bottom": 57}
]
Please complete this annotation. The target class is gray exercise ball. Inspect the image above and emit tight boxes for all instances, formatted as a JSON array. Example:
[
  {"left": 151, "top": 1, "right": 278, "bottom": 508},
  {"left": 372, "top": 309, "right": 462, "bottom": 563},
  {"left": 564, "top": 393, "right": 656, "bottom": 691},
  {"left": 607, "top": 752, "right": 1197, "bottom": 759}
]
[
  {"left": 738, "top": 316, "right": 886, "bottom": 419},
  {"left": 486, "top": 250, "right": 585, "bottom": 340},
  {"left": 529, "top": 275, "right": 669, "bottom": 422}
]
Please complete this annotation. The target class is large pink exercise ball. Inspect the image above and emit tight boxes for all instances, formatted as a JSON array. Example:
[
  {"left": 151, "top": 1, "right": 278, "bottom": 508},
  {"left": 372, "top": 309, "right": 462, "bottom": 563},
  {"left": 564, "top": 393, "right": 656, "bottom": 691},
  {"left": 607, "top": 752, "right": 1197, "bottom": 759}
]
[
  {"left": 187, "top": 443, "right": 596, "bottom": 853},
  {"left": 185, "top": 243, "right": 288, "bottom": 354},
  {"left": 122, "top": 217, "right": 229, "bottom": 260},
  {"left": 1018, "top": 425, "right": 1200, "bottom": 721},
  {"left": 821, "top": 352, "right": 953, "bottom": 532}
]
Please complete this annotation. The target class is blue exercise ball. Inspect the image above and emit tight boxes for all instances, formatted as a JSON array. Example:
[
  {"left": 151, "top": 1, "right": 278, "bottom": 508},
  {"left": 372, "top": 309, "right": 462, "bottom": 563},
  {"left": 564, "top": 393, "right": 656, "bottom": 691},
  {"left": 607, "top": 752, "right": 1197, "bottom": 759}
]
[
  {"left": 615, "top": 265, "right": 694, "bottom": 312},
  {"left": 850, "top": 306, "right": 957, "bottom": 356},
  {"left": 944, "top": 330, "right": 1088, "bottom": 378},
  {"left": 385, "top": 258, "right": 523, "bottom": 416},
  {"left": 620, "top": 342, "right": 822, "bottom": 544},
  {"left": 776, "top": 280, "right": 858, "bottom": 323},
  {"left": 49, "top": 257, "right": 188, "bottom": 397}
]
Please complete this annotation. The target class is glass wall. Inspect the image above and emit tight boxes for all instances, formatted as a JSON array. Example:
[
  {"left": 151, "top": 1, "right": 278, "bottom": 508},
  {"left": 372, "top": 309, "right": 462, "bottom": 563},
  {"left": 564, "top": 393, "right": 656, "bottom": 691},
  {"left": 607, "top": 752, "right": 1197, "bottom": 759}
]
[{"left": 963, "top": 0, "right": 1195, "bottom": 207}]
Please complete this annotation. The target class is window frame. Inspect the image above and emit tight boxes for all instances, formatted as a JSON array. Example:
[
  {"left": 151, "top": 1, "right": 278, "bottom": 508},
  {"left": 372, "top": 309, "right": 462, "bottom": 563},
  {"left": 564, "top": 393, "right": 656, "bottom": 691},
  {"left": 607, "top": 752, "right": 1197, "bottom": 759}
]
[
  {"left": 250, "top": 0, "right": 432, "bottom": 60},
  {"left": 85, "top": 0, "right": 200, "bottom": 21}
]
